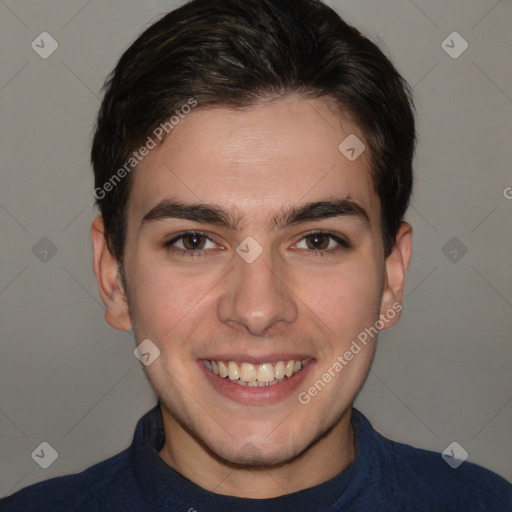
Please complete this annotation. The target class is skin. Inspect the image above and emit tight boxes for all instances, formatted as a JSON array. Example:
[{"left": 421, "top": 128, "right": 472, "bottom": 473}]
[{"left": 91, "top": 95, "right": 412, "bottom": 498}]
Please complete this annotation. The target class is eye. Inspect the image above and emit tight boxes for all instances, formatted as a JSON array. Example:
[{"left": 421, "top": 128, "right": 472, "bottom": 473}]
[
  {"left": 294, "top": 231, "right": 350, "bottom": 254},
  {"left": 163, "top": 231, "right": 218, "bottom": 257}
]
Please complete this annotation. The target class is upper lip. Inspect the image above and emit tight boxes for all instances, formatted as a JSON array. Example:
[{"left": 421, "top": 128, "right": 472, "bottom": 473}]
[{"left": 199, "top": 353, "right": 314, "bottom": 365}]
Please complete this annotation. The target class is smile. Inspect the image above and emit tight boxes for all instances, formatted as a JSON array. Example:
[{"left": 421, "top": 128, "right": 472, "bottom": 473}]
[{"left": 202, "top": 359, "right": 307, "bottom": 387}]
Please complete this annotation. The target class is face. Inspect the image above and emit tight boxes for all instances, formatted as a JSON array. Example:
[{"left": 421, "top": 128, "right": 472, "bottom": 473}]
[{"left": 93, "top": 95, "right": 410, "bottom": 470}]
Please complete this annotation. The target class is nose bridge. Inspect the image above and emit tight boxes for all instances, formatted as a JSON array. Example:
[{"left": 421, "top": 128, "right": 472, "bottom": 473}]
[{"left": 217, "top": 242, "right": 298, "bottom": 336}]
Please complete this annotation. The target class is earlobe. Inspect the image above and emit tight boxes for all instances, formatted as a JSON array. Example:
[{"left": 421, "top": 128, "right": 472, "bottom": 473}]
[
  {"left": 91, "top": 216, "right": 132, "bottom": 331},
  {"left": 379, "top": 222, "right": 412, "bottom": 329}
]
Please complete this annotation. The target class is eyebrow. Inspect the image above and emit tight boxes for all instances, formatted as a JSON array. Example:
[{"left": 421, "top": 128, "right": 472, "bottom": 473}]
[{"left": 140, "top": 198, "right": 370, "bottom": 231}]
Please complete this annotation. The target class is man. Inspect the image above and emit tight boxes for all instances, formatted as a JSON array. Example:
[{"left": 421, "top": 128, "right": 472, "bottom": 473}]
[{"left": 2, "top": 0, "right": 511, "bottom": 510}]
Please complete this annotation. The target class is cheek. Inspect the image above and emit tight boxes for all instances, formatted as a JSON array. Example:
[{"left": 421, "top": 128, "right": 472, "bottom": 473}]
[
  {"left": 128, "top": 263, "right": 218, "bottom": 342},
  {"left": 303, "top": 261, "right": 382, "bottom": 339}
]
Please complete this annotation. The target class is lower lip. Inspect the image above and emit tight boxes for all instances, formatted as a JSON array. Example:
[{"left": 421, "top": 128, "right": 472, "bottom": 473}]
[{"left": 198, "top": 360, "right": 315, "bottom": 405}]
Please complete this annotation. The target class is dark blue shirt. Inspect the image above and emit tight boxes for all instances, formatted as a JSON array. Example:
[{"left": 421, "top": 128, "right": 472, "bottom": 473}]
[{"left": 1, "top": 404, "right": 511, "bottom": 511}]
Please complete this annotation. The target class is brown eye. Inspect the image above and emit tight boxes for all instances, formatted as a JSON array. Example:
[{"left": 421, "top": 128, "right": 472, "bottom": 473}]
[
  {"left": 294, "top": 231, "right": 350, "bottom": 255},
  {"left": 304, "top": 233, "right": 330, "bottom": 250},
  {"left": 163, "top": 231, "right": 218, "bottom": 258},
  {"left": 181, "top": 233, "right": 207, "bottom": 250}
]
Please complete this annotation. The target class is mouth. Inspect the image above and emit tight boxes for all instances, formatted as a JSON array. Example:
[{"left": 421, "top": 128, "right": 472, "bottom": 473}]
[
  {"left": 201, "top": 359, "right": 307, "bottom": 387},
  {"left": 199, "top": 357, "right": 314, "bottom": 404}
]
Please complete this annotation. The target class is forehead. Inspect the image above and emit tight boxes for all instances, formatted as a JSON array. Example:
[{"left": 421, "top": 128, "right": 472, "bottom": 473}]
[{"left": 128, "top": 95, "right": 378, "bottom": 225}]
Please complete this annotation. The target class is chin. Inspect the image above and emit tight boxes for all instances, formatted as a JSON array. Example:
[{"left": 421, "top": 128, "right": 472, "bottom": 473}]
[{"left": 207, "top": 440, "right": 304, "bottom": 470}]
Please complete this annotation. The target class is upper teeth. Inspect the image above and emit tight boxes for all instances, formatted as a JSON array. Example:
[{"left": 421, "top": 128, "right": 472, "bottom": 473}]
[{"left": 203, "top": 359, "right": 305, "bottom": 385}]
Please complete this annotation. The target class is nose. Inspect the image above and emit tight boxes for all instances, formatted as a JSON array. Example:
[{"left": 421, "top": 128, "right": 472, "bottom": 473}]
[{"left": 216, "top": 245, "right": 298, "bottom": 336}]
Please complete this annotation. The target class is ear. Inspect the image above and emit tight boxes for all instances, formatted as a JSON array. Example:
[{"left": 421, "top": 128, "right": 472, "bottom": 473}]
[
  {"left": 379, "top": 222, "right": 412, "bottom": 329},
  {"left": 91, "top": 215, "right": 132, "bottom": 331}
]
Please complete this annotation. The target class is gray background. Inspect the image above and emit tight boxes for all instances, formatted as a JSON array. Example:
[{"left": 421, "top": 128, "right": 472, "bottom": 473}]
[{"left": 1, "top": 0, "right": 511, "bottom": 495}]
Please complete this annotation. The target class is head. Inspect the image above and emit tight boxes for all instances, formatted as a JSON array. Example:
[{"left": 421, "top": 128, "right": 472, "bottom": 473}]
[{"left": 91, "top": 0, "right": 414, "bottom": 472}]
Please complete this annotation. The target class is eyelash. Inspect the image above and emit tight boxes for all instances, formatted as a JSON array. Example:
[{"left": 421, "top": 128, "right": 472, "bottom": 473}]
[{"left": 163, "top": 230, "right": 350, "bottom": 258}]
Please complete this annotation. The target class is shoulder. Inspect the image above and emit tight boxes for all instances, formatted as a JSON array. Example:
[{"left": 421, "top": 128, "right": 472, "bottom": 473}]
[
  {"left": 377, "top": 432, "right": 512, "bottom": 510},
  {"left": 0, "top": 448, "right": 141, "bottom": 512},
  {"left": 351, "top": 410, "right": 511, "bottom": 511}
]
